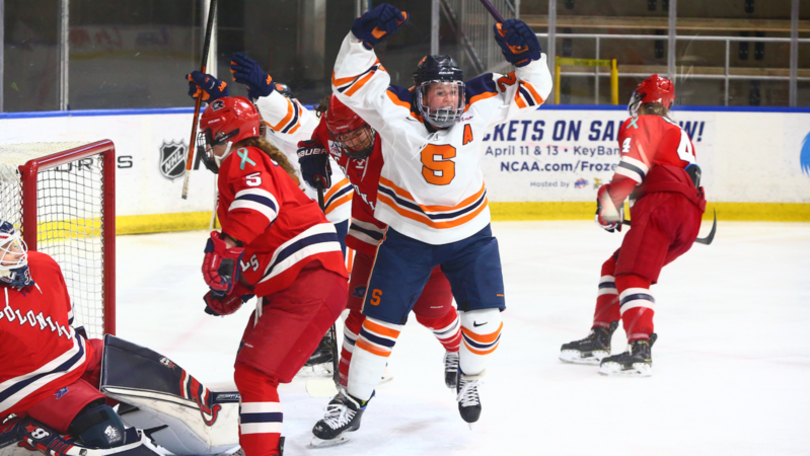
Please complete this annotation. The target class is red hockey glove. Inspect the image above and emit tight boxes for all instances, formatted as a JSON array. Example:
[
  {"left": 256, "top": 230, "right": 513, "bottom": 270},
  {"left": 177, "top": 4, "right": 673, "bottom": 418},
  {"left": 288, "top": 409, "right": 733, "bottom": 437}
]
[
  {"left": 202, "top": 231, "right": 245, "bottom": 297},
  {"left": 596, "top": 185, "right": 623, "bottom": 233},
  {"left": 204, "top": 282, "right": 254, "bottom": 316}
]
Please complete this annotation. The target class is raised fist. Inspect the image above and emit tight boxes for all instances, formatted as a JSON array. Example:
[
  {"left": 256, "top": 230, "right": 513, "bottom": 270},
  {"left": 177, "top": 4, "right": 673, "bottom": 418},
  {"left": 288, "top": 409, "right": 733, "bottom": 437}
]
[
  {"left": 351, "top": 3, "right": 409, "bottom": 50},
  {"left": 494, "top": 19, "right": 542, "bottom": 67},
  {"left": 230, "top": 53, "right": 275, "bottom": 100},
  {"left": 187, "top": 71, "right": 229, "bottom": 101}
]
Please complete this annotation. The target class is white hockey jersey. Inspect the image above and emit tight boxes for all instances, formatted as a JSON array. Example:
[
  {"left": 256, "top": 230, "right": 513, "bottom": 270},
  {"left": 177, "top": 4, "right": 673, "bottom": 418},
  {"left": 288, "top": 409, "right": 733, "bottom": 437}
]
[
  {"left": 253, "top": 91, "right": 352, "bottom": 224},
  {"left": 332, "top": 33, "right": 553, "bottom": 244}
]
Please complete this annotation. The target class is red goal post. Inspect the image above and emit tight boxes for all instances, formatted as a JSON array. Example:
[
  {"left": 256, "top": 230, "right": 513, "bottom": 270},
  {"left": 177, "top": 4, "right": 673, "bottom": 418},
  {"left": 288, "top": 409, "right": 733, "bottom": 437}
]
[{"left": 0, "top": 140, "right": 116, "bottom": 338}]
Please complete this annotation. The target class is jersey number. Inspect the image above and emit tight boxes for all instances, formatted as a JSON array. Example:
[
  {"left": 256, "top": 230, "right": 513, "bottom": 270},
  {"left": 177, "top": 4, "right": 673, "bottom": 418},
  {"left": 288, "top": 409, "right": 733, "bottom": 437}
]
[
  {"left": 421, "top": 144, "right": 456, "bottom": 186},
  {"left": 676, "top": 130, "right": 696, "bottom": 164},
  {"left": 245, "top": 172, "right": 262, "bottom": 187}
]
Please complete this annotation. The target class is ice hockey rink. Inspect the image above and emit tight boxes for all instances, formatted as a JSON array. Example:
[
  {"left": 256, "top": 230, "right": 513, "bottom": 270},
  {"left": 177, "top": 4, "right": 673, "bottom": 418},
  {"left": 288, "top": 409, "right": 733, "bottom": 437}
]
[{"left": 116, "top": 220, "right": 810, "bottom": 456}]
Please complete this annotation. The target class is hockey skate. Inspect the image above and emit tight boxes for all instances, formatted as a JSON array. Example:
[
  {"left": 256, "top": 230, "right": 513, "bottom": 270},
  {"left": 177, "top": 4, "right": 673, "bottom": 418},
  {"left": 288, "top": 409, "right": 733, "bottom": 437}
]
[
  {"left": 599, "top": 333, "right": 658, "bottom": 377},
  {"left": 298, "top": 331, "right": 336, "bottom": 378},
  {"left": 559, "top": 321, "right": 619, "bottom": 365},
  {"left": 444, "top": 351, "right": 459, "bottom": 389},
  {"left": 456, "top": 370, "right": 485, "bottom": 427},
  {"left": 310, "top": 390, "right": 373, "bottom": 448}
]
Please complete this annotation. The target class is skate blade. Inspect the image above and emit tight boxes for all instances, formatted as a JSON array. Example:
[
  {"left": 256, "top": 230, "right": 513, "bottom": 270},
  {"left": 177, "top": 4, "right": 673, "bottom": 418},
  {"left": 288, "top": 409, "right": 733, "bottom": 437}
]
[
  {"left": 305, "top": 378, "right": 339, "bottom": 397},
  {"left": 310, "top": 435, "right": 351, "bottom": 449},
  {"left": 559, "top": 350, "right": 606, "bottom": 365},
  {"left": 598, "top": 362, "right": 652, "bottom": 377}
]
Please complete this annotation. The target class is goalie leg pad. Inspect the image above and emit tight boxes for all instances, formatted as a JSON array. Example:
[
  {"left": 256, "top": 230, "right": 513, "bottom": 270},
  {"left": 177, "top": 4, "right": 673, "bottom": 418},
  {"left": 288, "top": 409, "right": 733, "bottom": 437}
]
[{"left": 100, "top": 334, "right": 240, "bottom": 455}]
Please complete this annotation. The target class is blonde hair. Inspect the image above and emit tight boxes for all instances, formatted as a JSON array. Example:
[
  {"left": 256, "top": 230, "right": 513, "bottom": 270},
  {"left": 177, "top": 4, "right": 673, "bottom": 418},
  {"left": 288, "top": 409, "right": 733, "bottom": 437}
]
[
  {"left": 237, "top": 136, "right": 300, "bottom": 186},
  {"left": 640, "top": 102, "right": 671, "bottom": 119}
]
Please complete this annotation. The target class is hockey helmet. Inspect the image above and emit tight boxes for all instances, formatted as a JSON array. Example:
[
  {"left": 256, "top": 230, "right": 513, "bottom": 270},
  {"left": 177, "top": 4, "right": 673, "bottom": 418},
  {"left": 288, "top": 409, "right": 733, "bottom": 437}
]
[
  {"left": 413, "top": 55, "right": 466, "bottom": 129},
  {"left": 325, "top": 95, "right": 375, "bottom": 159},
  {"left": 198, "top": 96, "right": 261, "bottom": 172},
  {"left": 628, "top": 74, "right": 675, "bottom": 116},
  {"left": 0, "top": 221, "right": 34, "bottom": 288},
  {"left": 274, "top": 83, "right": 293, "bottom": 99}
]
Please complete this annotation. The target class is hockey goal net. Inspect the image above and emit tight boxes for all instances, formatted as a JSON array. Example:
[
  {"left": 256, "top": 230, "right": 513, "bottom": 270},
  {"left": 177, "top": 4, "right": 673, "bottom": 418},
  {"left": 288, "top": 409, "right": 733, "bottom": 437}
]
[{"left": 0, "top": 140, "right": 115, "bottom": 338}]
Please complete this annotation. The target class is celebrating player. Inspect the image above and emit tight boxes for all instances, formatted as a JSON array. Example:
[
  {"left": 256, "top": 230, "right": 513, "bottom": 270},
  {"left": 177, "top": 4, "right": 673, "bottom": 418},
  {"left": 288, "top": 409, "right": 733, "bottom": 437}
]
[
  {"left": 196, "top": 96, "right": 348, "bottom": 456},
  {"left": 0, "top": 222, "right": 161, "bottom": 455},
  {"left": 314, "top": 2, "right": 552, "bottom": 440},
  {"left": 297, "top": 96, "right": 462, "bottom": 435},
  {"left": 559, "top": 75, "right": 707, "bottom": 376}
]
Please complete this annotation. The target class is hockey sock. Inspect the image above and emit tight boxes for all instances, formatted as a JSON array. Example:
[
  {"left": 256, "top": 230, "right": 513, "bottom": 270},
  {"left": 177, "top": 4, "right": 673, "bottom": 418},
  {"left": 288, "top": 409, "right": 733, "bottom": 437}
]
[
  {"left": 234, "top": 363, "right": 283, "bottom": 456},
  {"left": 347, "top": 317, "right": 402, "bottom": 401},
  {"left": 459, "top": 308, "right": 503, "bottom": 376},
  {"left": 339, "top": 309, "right": 365, "bottom": 387},
  {"left": 616, "top": 274, "right": 654, "bottom": 342},
  {"left": 416, "top": 310, "right": 461, "bottom": 352},
  {"left": 592, "top": 255, "right": 620, "bottom": 327}
]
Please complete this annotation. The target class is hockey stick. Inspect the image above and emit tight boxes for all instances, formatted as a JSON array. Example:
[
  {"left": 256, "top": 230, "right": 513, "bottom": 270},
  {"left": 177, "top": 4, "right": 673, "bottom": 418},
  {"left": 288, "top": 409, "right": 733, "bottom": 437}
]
[
  {"left": 478, "top": 0, "right": 505, "bottom": 23},
  {"left": 305, "top": 185, "right": 342, "bottom": 398},
  {"left": 621, "top": 208, "right": 717, "bottom": 246},
  {"left": 181, "top": 0, "right": 218, "bottom": 200}
]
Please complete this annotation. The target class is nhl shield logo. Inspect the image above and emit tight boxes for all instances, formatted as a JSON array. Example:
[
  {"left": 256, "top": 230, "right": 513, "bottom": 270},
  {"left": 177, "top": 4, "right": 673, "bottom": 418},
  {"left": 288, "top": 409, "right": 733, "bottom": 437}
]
[{"left": 160, "top": 141, "right": 187, "bottom": 180}]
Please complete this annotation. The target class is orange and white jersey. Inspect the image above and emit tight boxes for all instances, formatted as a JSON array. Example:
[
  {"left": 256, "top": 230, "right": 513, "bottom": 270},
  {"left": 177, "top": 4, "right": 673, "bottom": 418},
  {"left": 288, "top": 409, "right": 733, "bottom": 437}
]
[
  {"left": 254, "top": 91, "right": 352, "bottom": 224},
  {"left": 332, "top": 32, "right": 552, "bottom": 244}
]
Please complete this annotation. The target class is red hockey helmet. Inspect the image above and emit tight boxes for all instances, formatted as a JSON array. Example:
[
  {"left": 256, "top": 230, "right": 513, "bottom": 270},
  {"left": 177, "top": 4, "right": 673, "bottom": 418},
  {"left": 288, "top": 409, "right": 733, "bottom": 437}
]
[
  {"left": 198, "top": 96, "right": 261, "bottom": 172},
  {"left": 628, "top": 74, "right": 675, "bottom": 116},
  {"left": 325, "top": 95, "right": 375, "bottom": 159}
]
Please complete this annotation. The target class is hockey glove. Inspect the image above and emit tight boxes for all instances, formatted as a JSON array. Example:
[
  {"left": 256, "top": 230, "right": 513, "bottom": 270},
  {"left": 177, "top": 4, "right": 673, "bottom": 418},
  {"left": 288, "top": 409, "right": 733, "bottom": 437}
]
[
  {"left": 202, "top": 231, "right": 245, "bottom": 297},
  {"left": 494, "top": 19, "right": 543, "bottom": 67},
  {"left": 351, "top": 3, "right": 409, "bottom": 50},
  {"left": 595, "top": 185, "right": 623, "bottom": 233},
  {"left": 230, "top": 53, "right": 275, "bottom": 100},
  {"left": 187, "top": 71, "right": 229, "bottom": 101},
  {"left": 297, "top": 139, "right": 332, "bottom": 189},
  {"left": 204, "top": 282, "right": 254, "bottom": 316}
]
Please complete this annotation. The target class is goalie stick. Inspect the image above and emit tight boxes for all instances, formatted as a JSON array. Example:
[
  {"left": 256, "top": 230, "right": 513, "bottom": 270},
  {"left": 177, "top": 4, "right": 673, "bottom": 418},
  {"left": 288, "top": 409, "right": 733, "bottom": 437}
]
[{"left": 181, "top": 0, "right": 218, "bottom": 199}]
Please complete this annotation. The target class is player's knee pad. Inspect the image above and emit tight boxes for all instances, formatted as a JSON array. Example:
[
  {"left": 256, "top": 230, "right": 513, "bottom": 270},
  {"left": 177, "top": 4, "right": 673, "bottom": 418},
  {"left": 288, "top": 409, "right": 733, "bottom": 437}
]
[
  {"left": 459, "top": 309, "right": 503, "bottom": 374},
  {"left": 601, "top": 254, "right": 618, "bottom": 277},
  {"left": 68, "top": 403, "right": 126, "bottom": 448},
  {"left": 234, "top": 362, "right": 280, "bottom": 398}
]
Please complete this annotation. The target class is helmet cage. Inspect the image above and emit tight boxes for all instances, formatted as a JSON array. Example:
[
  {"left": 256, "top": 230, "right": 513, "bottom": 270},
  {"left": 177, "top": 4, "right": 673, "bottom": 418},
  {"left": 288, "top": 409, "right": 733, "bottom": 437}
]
[
  {"left": 0, "top": 225, "right": 33, "bottom": 288},
  {"left": 416, "top": 80, "right": 466, "bottom": 129},
  {"left": 627, "top": 89, "right": 644, "bottom": 117},
  {"left": 329, "top": 125, "right": 376, "bottom": 160}
]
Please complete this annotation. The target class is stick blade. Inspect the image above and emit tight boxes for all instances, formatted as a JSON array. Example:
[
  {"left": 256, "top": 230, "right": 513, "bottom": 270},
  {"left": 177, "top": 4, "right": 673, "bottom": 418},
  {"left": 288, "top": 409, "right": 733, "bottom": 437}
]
[
  {"left": 695, "top": 208, "right": 717, "bottom": 245},
  {"left": 306, "top": 378, "right": 338, "bottom": 398}
]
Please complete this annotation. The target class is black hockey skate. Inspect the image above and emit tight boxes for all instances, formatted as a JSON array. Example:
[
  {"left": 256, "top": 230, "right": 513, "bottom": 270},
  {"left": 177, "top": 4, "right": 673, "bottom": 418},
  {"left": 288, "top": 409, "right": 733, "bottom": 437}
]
[
  {"left": 310, "top": 390, "right": 373, "bottom": 448},
  {"left": 456, "top": 370, "right": 485, "bottom": 427},
  {"left": 559, "top": 321, "right": 619, "bottom": 365},
  {"left": 599, "top": 333, "right": 658, "bottom": 377},
  {"left": 444, "top": 351, "right": 459, "bottom": 389},
  {"left": 299, "top": 331, "right": 335, "bottom": 378}
]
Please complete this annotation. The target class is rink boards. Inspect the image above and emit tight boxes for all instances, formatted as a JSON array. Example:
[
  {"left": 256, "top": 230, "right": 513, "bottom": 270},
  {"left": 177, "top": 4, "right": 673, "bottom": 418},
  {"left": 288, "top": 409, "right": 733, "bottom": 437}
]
[{"left": 0, "top": 105, "right": 808, "bottom": 233}]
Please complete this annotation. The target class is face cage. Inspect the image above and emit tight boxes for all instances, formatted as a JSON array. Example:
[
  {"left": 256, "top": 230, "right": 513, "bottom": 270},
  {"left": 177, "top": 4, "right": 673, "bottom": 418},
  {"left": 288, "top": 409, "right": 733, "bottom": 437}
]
[
  {"left": 330, "top": 125, "right": 376, "bottom": 160},
  {"left": 627, "top": 90, "right": 644, "bottom": 117},
  {"left": 0, "top": 233, "right": 30, "bottom": 285},
  {"left": 198, "top": 129, "right": 238, "bottom": 173},
  {"left": 416, "top": 80, "right": 466, "bottom": 128}
]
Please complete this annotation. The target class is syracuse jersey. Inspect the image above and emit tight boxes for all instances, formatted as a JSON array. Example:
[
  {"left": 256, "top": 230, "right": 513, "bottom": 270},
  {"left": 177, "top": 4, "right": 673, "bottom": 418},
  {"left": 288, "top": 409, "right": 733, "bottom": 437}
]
[
  {"left": 309, "top": 118, "right": 385, "bottom": 256},
  {"left": 331, "top": 33, "right": 553, "bottom": 244},
  {"left": 253, "top": 91, "right": 353, "bottom": 223},
  {"left": 216, "top": 145, "right": 348, "bottom": 297},
  {"left": 606, "top": 114, "right": 704, "bottom": 208},
  {"left": 0, "top": 251, "right": 92, "bottom": 417}
]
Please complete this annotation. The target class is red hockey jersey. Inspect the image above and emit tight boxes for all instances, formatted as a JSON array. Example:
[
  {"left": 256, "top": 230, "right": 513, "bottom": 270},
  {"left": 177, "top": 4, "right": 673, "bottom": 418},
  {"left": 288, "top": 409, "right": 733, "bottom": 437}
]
[
  {"left": 0, "top": 251, "right": 93, "bottom": 417},
  {"left": 310, "top": 118, "right": 385, "bottom": 256},
  {"left": 217, "top": 146, "right": 348, "bottom": 297},
  {"left": 605, "top": 114, "right": 705, "bottom": 210}
]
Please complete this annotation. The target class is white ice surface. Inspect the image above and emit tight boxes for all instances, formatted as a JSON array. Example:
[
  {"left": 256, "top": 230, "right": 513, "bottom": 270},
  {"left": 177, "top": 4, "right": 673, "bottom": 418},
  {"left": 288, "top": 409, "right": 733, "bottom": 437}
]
[{"left": 116, "top": 221, "right": 810, "bottom": 456}]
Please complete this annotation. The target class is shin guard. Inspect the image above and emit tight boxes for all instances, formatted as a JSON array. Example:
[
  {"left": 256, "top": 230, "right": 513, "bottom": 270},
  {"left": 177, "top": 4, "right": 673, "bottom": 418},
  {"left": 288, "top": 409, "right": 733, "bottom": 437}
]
[
  {"left": 616, "top": 274, "right": 655, "bottom": 342},
  {"left": 459, "top": 309, "right": 502, "bottom": 376},
  {"left": 593, "top": 256, "right": 620, "bottom": 327},
  {"left": 347, "top": 318, "right": 402, "bottom": 402},
  {"left": 339, "top": 310, "right": 365, "bottom": 387},
  {"left": 234, "top": 363, "right": 282, "bottom": 456},
  {"left": 415, "top": 310, "right": 461, "bottom": 352}
]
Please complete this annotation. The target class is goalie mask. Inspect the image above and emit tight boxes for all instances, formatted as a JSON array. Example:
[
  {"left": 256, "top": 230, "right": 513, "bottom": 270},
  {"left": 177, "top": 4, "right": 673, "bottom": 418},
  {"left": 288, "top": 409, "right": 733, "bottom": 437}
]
[
  {"left": 0, "top": 221, "right": 34, "bottom": 288},
  {"left": 413, "top": 55, "right": 465, "bottom": 129},
  {"left": 628, "top": 74, "right": 675, "bottom": 117},
  {"left": 326, "top": 95, "right": 375, "bottom": 159},
  {"left": 198, "top": 96, "right": 261, "bottom": 173}
]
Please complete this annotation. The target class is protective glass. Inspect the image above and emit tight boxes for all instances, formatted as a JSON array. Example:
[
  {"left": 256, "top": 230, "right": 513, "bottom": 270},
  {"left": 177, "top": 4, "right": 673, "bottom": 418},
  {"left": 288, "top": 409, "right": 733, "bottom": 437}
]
[{"left": 416, "top": 80, "right": 466, "bottom": 128}]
